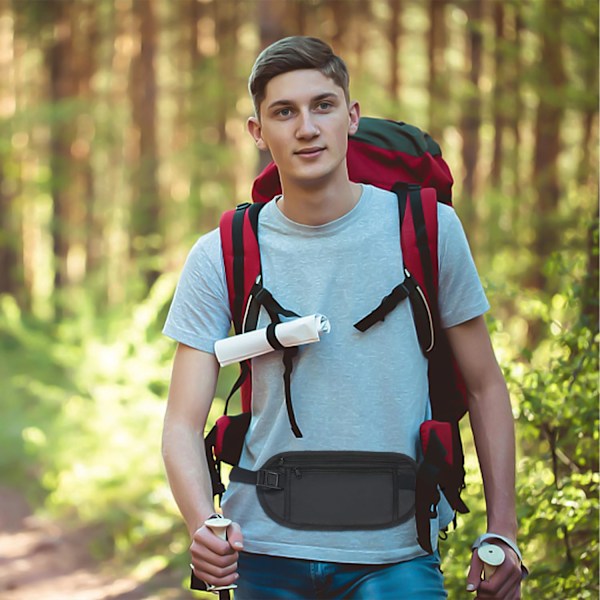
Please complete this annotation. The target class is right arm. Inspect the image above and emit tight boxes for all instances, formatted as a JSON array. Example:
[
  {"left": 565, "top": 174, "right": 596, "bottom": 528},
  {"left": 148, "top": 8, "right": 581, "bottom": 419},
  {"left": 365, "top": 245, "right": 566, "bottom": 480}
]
[{"left": 162, "top": 343, "right": 243, "bottom": 588}]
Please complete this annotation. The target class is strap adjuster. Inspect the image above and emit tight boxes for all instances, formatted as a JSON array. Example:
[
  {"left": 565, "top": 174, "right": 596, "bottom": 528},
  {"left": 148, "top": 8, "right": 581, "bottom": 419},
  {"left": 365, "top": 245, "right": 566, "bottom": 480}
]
[{"left": 256, "top": 470, "right": 282, "bottom": 490}]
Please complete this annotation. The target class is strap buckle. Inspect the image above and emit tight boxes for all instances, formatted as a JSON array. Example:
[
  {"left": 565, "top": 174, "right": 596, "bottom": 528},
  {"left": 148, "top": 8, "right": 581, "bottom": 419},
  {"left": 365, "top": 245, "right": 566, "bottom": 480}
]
[{"left": 257, "top": 470, "right": 282, "bottom": 490}]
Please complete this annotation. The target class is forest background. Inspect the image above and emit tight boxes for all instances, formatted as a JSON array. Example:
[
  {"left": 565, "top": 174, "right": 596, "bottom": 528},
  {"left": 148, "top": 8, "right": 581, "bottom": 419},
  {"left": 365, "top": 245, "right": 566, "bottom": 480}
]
[{"left": 0, "top": 0, "right": 597, "bottom": 598}]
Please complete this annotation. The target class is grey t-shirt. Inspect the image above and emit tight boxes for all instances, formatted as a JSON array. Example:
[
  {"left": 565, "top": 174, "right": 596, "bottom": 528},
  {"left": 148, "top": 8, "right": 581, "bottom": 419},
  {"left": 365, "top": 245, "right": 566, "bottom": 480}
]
[{"left": 163, "top": 184, "right": 489, "bottom": 564}]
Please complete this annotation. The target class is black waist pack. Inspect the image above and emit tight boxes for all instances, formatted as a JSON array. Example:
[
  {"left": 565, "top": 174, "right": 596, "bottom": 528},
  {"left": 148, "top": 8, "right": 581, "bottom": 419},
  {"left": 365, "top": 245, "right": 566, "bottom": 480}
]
[{"left": 230, "top": 451, "right": 417, "bottom": 530}]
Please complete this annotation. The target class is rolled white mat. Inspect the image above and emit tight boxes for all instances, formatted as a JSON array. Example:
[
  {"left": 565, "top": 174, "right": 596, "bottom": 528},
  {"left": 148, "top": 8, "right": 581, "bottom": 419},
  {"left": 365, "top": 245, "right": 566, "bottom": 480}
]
[{"left": 214, "top": 314, "right": 331, "bottom": 367}]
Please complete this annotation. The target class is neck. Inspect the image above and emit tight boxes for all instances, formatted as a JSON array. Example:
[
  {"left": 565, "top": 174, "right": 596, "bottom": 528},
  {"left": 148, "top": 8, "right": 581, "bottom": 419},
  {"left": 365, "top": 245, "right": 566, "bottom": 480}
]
[{"left": 277, "top": 173, "right": 362, "bottom": 226}]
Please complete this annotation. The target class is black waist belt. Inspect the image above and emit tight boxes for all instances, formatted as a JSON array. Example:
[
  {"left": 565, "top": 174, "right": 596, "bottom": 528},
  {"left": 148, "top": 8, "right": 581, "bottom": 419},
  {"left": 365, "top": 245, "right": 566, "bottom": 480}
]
[{"left": 230, "top": 451, "right": 417, "bottom": 531}]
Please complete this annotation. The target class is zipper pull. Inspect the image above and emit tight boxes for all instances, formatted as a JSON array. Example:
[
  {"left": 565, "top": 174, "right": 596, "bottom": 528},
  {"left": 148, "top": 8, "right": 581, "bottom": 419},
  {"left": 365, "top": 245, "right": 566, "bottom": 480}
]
[{"left": 293, "top": 468, "right": 302, "bottom": 479}]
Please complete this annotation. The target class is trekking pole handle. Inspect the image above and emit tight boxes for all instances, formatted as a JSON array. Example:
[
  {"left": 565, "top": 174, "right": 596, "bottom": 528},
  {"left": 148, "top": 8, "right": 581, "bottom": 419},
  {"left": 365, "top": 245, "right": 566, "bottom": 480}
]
[
  {"left": 477, "top": 543, "right": 505, "bottom": 581},
  {"left": 204, "top": 516, "right": 238, "bottom": 593}
]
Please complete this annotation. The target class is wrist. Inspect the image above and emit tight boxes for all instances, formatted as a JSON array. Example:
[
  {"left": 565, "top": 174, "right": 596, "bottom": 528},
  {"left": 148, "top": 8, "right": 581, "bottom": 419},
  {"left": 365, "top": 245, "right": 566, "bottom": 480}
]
[
  {"left": 486, "top": 519, "right": 517, "bottom": 541},
  {"left": 188, "top": 511, "right": 221, "bottom": 537}
]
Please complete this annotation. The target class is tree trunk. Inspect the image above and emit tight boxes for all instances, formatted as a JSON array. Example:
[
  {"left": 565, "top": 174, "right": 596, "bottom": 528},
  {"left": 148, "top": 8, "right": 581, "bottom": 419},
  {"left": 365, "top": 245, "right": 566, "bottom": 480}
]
[
  {"left": 293, "top": 0, "right": 308, "bottom": 35},
  {"left": 0, "top": 3, "right": 20, "bottom": 301},
  {"left": 79, "top": 2, "right": 98, "bottom": 277},
  {"left": 490, "top": 0, "right": 506, "bottom": 190},
  {"left": 577, "top": 111, "right": 597, "bottom": 187},
  {"left": 328, "top": 0, "right": 351, "bottom": 52},
  {"left": 508, "top": 3, "right": 524, "bottom": 217},
  {"left": 45, "top": 0, "right": 80, "bottom": 311},
  {"left": 530, "top": 0, "right": 566, "bottom": 290},
  {"left": 428, "top": 0, "right": 447, "bottom": 141},
  {"left": 353, "top": 0, "right": 371, "bottom": 76},
  {"left": 388, "top": 0, "right": 403, "bottom": 102},
  {"left": 129, "top": 0, "right": 161, "bottom": 289},
  {"left": 581, "top": 218, "right": 599, "bottom": 332},
  {"left": 575, "top": 29, "right": 598, "bottom": 188},
  {"left": 215, "top": 0, "right": 239, "bottom": 144},
  {"left": 0, "top": 159, "right": 20, "bottom": 299},
  {"left": 459, "top": 0, "right": 483, "bottom": 224}
]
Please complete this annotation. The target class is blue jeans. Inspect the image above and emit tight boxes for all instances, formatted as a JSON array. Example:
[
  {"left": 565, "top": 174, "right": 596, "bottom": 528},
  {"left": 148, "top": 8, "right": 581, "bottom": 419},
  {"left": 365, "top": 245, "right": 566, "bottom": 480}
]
[{"left": 235, "top": 551, "right": 447, "bottom": 599}]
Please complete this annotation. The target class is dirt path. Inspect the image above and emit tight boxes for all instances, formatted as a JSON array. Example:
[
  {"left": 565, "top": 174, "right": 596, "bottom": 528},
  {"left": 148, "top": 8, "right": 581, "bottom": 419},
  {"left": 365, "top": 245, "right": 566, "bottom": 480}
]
[{"left": 0, "top": 487, "right": 191, "bottom": 599}]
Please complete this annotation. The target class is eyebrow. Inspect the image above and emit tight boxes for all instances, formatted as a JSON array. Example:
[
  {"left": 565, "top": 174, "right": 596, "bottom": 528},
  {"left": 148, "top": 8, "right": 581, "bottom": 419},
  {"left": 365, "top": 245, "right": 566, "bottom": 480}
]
[{"left": 266, "top": 92, "right": 340, "bottom": 111}]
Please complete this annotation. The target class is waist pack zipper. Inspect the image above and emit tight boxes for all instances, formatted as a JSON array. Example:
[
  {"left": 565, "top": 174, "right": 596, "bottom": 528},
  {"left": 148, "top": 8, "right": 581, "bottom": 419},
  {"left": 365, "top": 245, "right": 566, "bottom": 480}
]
[{"left": 276, "top": 452, "right": 417, "bottom": 468}]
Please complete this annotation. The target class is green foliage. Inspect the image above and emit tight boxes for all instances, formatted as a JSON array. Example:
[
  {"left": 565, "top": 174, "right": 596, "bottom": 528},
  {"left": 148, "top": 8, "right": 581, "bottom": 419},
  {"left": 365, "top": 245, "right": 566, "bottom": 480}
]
[
  {"left": 441, "top": 238, "right": 599, "bottom": 599},
  {"left": 0, "top": 276, "right": 230, "bottom": 564},
  {"left": 509, "top": 254, "right": 599, "bottom": 598}
]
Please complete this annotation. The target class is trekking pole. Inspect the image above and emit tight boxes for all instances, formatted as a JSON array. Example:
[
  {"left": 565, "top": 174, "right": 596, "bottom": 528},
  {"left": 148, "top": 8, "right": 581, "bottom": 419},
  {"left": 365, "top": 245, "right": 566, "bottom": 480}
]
[
  {"left": 477, "top": 543, "right": 505, "bottom": 581},
  {"left": 205, "top": 516, "right": 237, "bottom": 599}
]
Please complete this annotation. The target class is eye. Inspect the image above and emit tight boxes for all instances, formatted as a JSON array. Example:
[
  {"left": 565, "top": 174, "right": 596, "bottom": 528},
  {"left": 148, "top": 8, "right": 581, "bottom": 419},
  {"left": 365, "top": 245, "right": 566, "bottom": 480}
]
[
  {"left": 316, "top": 101, "right": 333, "bottom": 111},
  {"left": 276, "top": 107, "right": 292, "bottom": 118}
]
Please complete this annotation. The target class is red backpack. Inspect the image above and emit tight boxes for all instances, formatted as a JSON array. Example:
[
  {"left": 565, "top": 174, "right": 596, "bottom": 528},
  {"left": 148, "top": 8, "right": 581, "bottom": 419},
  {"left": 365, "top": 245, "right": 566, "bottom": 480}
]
[{"left": 205, "top": 117, "right": 469, "bottom": 553}]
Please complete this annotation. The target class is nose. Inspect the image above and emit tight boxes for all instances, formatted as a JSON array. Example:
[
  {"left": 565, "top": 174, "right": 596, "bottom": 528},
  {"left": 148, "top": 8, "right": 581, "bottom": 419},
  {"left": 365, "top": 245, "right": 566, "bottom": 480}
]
[{"left": 296, "top": 109, "right": 319, "bottom": 139}]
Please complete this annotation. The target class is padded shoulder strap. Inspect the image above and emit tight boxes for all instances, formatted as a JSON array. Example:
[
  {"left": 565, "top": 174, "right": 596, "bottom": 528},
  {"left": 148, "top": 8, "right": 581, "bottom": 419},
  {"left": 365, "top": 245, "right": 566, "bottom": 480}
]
[
  {"left": 220, "top": 203, "right": 265, "bottom": 334},
  {"left": 395, "top": 184, "right": 439, "bottom": 306},
  {"left": 220, "top": 202, "right": 265, "bottom": 414},
  {"left": 395, "top": 184, "right": 469, "bottom": 421}
]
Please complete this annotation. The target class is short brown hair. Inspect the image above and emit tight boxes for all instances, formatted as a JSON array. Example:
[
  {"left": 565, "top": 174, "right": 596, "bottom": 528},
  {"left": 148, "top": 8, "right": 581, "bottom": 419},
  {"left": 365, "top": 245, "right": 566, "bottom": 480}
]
[{"left": 248, "top": 36, "right": 350, "bottom": 116}]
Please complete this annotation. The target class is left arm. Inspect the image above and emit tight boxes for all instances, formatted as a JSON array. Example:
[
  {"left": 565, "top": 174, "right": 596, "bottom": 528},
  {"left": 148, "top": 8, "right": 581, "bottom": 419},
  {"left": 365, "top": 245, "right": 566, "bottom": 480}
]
[{"left": 446, "top": 315, "right": 523, "bottom": 599}]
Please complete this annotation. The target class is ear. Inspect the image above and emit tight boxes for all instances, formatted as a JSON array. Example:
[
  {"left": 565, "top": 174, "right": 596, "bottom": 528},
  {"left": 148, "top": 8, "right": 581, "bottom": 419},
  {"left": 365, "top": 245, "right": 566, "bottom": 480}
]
[
  {"left": 247, "top": 116, "right": 268, "bottom": 151},
  {"left": 348, "top": 101, "right": 360, "bottom": 135}
]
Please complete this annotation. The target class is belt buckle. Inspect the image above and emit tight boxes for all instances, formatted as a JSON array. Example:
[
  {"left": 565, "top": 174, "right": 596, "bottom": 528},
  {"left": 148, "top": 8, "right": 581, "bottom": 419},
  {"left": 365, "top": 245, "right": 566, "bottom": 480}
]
[{"left": 257, "top": 469, "right": 282, "bottom": 490}]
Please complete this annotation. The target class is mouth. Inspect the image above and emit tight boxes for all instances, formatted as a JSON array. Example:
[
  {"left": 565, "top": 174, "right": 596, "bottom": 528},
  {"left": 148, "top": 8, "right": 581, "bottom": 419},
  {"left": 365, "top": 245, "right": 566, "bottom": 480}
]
[{"left": 294, "top": 146, "right": 325, "bottom": 157}]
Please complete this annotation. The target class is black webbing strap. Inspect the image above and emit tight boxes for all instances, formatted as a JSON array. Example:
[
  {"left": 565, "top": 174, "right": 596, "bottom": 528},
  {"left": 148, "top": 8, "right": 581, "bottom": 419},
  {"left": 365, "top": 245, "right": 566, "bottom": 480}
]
[
  {"left": 353, "top": 278, "right": 416, "bottom": 332},
  {"left": 415, "top": 429, "right": 447, "bottom": 554},
  {"left": 231, "top": 205, "right": 248, "bottom": 334},
  {"left": 230, "top": 466, "right": 283, "bottom": 489},
  {"left": 266, "top": 323, "right": 285, "bottom": 350},
  {"left": 251, "top": 283, "right": 299, "bottom": 322},
  {"left": 223, "top": 361, "right": 250, "bottom": 415},
  {"left": 246, "top": 281, "right": 303, "bottom": 438},
  {"left": 395, "top": 183, "right": 436, "bottom": 354},
  {"left": 247, "top": 201, "right": 263, "bottom": 237},
  {"left": 393, "top": 181, "right": 409, "bottom": 228},
  {"left": 230, "top": 464, "right": 417, "bottom": 490},
  {"left": 204, "top": 426, "right": 226, "bottom": 497},
  {"left": 283, "top": 346, "right": 302, "bottom": 437},
  {"left": 408, "top": 187, "right": 437, "bottom": 305},
  {"left": 231, "top": 202, "right": 265, "bottom": 334}
]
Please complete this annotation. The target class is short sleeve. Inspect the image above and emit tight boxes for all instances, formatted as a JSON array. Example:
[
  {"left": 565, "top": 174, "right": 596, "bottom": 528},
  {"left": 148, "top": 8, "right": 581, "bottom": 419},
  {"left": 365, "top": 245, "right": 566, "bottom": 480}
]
[
  {"left": 162, "top": 228, "right": 232, "bottom": 353},
  {"left": 437, "top": 204, "right": 490, "bottom": 328}
]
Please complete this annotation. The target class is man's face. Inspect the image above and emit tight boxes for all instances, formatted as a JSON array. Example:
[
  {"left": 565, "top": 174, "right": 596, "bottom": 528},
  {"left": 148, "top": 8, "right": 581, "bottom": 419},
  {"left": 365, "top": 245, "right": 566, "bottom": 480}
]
[{"left": 248, "top": 69, "right": 360, "bottom": 189}]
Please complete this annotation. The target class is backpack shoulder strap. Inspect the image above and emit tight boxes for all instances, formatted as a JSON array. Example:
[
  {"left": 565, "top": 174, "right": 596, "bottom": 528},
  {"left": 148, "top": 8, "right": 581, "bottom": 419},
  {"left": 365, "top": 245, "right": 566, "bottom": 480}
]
[
  {"left": 353, "top": 184, "right": 438, "bottom": 348},
  {"left": 394, "top": 183, "right": 439, "bottom": 307},
  {"left": 219, "top": 202, "right": 265, "bottom": 413},
  {"left": 395, "top": 184, "right": 468, "bottom": 421},
  {"left": 220, "top": 202, "right": 264, "bottom": 334}
]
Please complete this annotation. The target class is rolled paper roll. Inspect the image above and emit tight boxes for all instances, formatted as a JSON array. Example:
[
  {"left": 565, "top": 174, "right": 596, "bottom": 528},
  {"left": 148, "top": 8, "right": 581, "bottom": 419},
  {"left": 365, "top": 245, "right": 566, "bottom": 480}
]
[
  {"left": 204, "top": 516, "right": 237, "bottom": 592},
  {"left": 478, "top": 543, "right": 506, "bottom": 581},
  {"left": 214, "top": 314, "right": 331, "bottom": 367}
]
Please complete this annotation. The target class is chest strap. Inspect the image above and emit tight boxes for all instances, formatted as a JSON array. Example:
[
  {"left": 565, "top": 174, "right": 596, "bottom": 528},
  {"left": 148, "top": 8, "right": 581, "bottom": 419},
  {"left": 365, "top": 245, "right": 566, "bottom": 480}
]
[{"left": 244, "top": 280, "right": 303, "bottom": 438}]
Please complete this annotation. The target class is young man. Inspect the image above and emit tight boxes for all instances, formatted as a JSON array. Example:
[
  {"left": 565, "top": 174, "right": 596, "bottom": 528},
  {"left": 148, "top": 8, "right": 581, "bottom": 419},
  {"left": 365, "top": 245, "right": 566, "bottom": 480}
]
[{"left": 162, "top": 36, "right": 523, "bottom": 599}]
